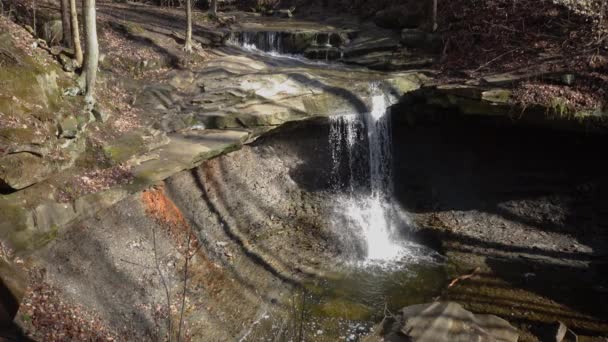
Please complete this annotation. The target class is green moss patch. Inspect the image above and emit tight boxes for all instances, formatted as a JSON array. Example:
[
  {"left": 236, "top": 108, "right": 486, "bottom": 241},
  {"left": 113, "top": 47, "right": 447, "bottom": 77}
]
[{"left": 103, "top": 132, "right": 146, "bottom": 163}]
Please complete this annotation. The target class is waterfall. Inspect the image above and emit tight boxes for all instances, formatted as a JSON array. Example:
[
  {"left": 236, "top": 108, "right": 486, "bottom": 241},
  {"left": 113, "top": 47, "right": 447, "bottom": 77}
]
[
  {"left": 228, "top": 31, "right": 281, "bottom": 53},
  {"left": 366, "top": 88, "right": 393, "bottom": 197},
  {"left": 330, "top": 84, "right": 411, "bottom": 263}
]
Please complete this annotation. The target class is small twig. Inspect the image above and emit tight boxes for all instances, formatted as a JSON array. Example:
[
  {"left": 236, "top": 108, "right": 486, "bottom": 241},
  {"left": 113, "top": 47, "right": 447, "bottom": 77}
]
[
  {"left": 153, "top": 225, "right": 172, "bottom": 342},
  {"left": 432, "top": 267, "right": 482, "bottom": 302},
  {"left": 440, "top": 37, "right": 450, "bottom": 62},
  {"left": 298, "top": 291, "right": 306, "bottom": 342},
  {"left": 383, "top": 301, "right": 394, "bottom": 319},
  {"left": 474, "top": 48, "right": 519, "bottom": 72},
  {"left": 119, "top": 258, "right": 152, "bottom": 269},
  {"left": 177, "top": 232, "right": 192, "bottom": 342},
  {"left": 482, "top": 20, "right": 520, "bottom": 33},
  {"left": 31, "top": 0, "right": 37, "bottom": 37},
  {"left": 447, "top": 267, "right": 481, "bottom": 288}
]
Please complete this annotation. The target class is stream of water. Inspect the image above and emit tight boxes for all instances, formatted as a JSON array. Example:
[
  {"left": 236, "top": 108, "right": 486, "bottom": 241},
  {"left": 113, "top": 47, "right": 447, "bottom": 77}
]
[
  {"left": 329, "top": 85, "right": 423, "bottom": 264},
  {"left": 229, "top": 39, "right": 446, "bottom": 340},
  {"left": 228, "top": 31, "right": 293, "bottom": 59},
  {"left": 228, "top": 31, "right": 283, "bottom": 52},
  {"left": 227, "top": 31, "right": 338, "bottom": 64}
]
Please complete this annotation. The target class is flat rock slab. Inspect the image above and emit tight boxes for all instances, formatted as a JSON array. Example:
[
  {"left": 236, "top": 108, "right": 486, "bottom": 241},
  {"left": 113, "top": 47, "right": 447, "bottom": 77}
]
[
  {"left": 137, "top": 54, "right": 425, "bottom": 131},
  {"left": 380, "top": 302, "right": 519, "bottom": 342},
  {"left": 132, "top": 129, "right": 248, "bottom": 183},
  {"left": 0, "top": 129, "right": 247, "bottom": 253},
  {"left": 344, "top": 35, "right": 401, "bottom": 58}
]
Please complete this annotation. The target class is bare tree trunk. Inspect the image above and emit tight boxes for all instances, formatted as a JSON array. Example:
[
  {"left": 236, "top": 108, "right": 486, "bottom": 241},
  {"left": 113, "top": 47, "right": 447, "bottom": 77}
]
[
  {"left": 60, "top": 0, "right": 72, "bottom": 47},
  {"left": 82, "top": 0, "right": 98, "bottom": 100},
  {"left": 431, "top": 0, "right": 437, "bottom": 32},
  {"left": 32, "top": 0, "right": 36, "bottom": 36},
  {"left": 210, "top": 0, "right": 216, "bottom": 16},
  {"left": 184, "top": 0, "right": 192, "bottom": 52},
  {"left": 70, "top": 0, "right": 83, "bottom": 65}
]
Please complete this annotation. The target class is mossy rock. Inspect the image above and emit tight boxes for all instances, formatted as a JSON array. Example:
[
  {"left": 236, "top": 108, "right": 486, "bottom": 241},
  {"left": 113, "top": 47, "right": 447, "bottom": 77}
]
[
  {"left": 427, "top": 93, "right": 511, "bottom": 116},
  {"left": 481, "top": 89, "right": 512, "bottom": 104},
  {"left": 0, "top": 128, "right": 37, "bottom": 144},
  {"left": 0, "top": 200, "right": 31, "bottom": 234},
  {"left": 0, "top": 33, "right": 63, "bottom": 115},
  {"left": 313, "top": 298, "right": 373, "bottom": 321},
  {"left": 103, "top": 133, "right": 146, "bottom": 163},
  {"left": 385, "top": 75, "right": 425, "bottom": 95},
  {"left": 103, "top": 129, "right": 168, "bottom": 163},
  {"left": 436, "top": 84, "right": 484, "bottom": 99},
  {"left": 8, "top": 224, "right": 59, "bottom": 253},
  {"left": 0, "top": 199, "right": 57, "bottom": 253},
  {"left": 0, "top": 153, "right": 53, "bottom": 190},
  {"left": 124, "top": 22, "right": 145, "bottom": 35},
  {"left": 302, "top": 93, "right": 354, "bottom": 116}
]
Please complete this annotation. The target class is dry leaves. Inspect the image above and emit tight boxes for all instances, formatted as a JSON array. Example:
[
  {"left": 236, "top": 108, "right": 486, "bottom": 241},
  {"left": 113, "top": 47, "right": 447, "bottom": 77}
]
[
  {"left": 142, "top": 187, "right": 200, "bottom": 256},
  {"left": 437, "top": 0, "right": 607, "bottom": 75},
  {"left": 57, "top": 164, "right": 134, "bottom": 202},
  {"left": 513, "top": 75, "right": 607, "bottom": 113},
  {"left": 20, "top": 269, "right": 122, "bottom": 341}
]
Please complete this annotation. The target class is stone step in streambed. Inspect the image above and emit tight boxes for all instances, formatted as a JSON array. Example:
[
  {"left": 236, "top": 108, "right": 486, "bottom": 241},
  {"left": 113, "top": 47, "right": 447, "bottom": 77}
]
[{"left": 225, "top": 13, "right": 442, "bottom": 69}]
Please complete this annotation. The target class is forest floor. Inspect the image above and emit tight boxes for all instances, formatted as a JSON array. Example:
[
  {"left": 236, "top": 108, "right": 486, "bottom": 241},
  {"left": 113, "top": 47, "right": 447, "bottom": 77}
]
[{"left": 434, "top": 0, "right": 608, "bottom": 113}]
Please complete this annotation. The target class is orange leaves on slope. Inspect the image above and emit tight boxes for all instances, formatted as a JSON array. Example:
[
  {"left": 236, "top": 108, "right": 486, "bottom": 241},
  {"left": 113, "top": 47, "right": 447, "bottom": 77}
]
[{"left": 142, "top": 186, "right": 199, "bottom": 257}]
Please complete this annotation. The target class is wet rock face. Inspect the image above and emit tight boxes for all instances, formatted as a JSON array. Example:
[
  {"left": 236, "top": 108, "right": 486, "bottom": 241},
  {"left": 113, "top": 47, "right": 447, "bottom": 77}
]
[{"left": 304, "top": 46, "right": 342, "bottom": 60}]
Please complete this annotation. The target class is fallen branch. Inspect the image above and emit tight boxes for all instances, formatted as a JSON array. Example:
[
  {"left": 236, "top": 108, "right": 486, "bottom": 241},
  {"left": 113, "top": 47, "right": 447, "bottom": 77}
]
[
  {"left": 119, "top": 258, "right": 152, "bottom": 269},
  {"left": 474, "top": 49, "right": 519, "bottom": 73},
  {"left": 447, "top": 267, "right": 481, "bottom": 288}
]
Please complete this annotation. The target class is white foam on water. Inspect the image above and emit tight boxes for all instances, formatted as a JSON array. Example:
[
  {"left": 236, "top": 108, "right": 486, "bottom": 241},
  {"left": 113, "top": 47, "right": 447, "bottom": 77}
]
[
  {"left": 342, "top": 197, "right": 406, "bottom": 261},
  {"left": 227, "top": 31, "right": 281, "bottom": 53},
  {"left": 227, "top": 31, "right": 334, "bottom": 66}
]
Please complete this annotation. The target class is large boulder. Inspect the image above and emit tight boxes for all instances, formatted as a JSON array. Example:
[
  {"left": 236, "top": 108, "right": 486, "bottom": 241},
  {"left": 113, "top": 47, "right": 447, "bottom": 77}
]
[
  {"left": 374, "top": 2, "right": 431, "bottom": 30},
  {"left": 375, "top": 302, "right": 519, "bottom": 342},
  {"left": 0, "top": 153, "right": 53, "bottom": 191},
  {"left": 0, "top": 260, "right": 26, "bottom": 330},
  {"left": 41, "top": 20, "right": 63, "bottom": 46}
]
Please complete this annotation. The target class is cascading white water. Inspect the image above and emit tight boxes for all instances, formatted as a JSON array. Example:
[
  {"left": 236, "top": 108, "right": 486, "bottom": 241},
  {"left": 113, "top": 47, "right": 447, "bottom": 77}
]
[
  {"left": 227, "top": 31, "right": 340, "bottom": 66},
  {"left": 330, "top": 84, "right": 414, "bottom": 263},
  {"left": 366, "top": 88, "right": 393, "bottom": 196},
  {"left": 228, "top": 31, "right": 281, "bottom": 53}
]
